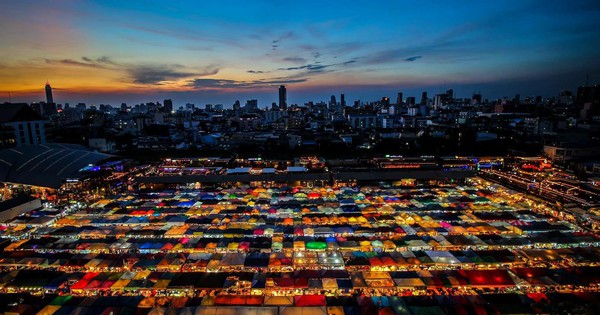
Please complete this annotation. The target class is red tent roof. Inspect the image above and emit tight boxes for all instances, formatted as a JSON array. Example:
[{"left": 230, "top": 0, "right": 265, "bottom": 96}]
[
  {"left": 214, "top": 295, "right": 263, "bottom": 306},
  {"left": 460, "top": 270, "right": 514, "bottom": 287},
  {"left": 294, "top": 294, "right": 326, "bottom": 306},
  {"left": 274, "top": 278, "right": 294, "bottom": 287}
]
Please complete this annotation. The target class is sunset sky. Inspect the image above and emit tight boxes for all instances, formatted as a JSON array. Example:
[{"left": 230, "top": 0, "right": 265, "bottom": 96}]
[{"left": 1, "top": 0, "right": 599, "bottom": 107}]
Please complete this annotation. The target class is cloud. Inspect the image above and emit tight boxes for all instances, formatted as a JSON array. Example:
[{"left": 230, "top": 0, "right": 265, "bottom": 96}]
[
  {"left": 96, "top": 56, "right": 116, "bottom": 65},
  {"left": 260, "top": 78, "right": 307, "bottom": 85},
  {"left": 271, "top": 31, "right": 295, "bottom": 50},
  {"left": 272, "top": 31, "right": 295, "bottom": 44},
  {"left": 299, "top": 44, "right": 317, "bottom": 51},
  {"left": 404, "top": 56, "right": 422, "bottom": 62},
  {"left": 356, "top": 12, "right": 523, "bottom": 67},
  {"left": 46, "top": 58, "right": 97, "bottom": 68},
  {"left": 277, "top": 59, "right": 356, "bottom": 73},
  {"left": 358, "top": 39, "right": 470, "bottom": 65},
  {"left": 278, "top": 63, "right": 329, "bottom": 72},
  {"left": 187, "top": 77, "right": 307, "bottom": 90},
  {"left": 44, "top": 56, "right": 219, "bottom": 85},
  {"left": 121, "top": 23, "right": 243, "bottom": 47},
  {"left": 187, "top": 78, "right": 240, "bottom": 89},
  {"left": 247, "top": 70, "right": 270, "bottom": 74},
  {"left": 45, "top": 56, "right": 117, "bottom": 69},
  {"left": 128, "top": 64, "right": 219, "bottom": 84},
  {"left": 283, "top": 56, "right": 307, "bottom": 64}
]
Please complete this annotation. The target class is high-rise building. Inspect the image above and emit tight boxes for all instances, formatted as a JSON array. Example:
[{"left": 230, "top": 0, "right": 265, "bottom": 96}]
[
  {"left": 576, "top": 84, "right": 600, "bottom": 105},
  {"left": 278, "top": 85, "right": 287, "bottom": 110},
  {"left": 233, "top": 100, "right": 241, "bottom": 111},
  {"left": 577, "top": 84, "right": 600, "bottom": 118},
  {"left": 396, "top": 92, "right": 403, "bottom": 106},
  {"left": 514, "top": 94, "right": 521, "bottom": 105},
  {"left": 40, "top": 82, "right": 57, "bottom": 116},
  {"left": 340, "top": 94, "right": 346, "bottom": 108},
  {"left": 245, "top": 99, "right": 258, "bottom": 112},
  {"left": 406, "top": 97, "right": 416, "bottom": 106},
  {"left": 45, "top": 82, "right": 54, "bottom": 105},
  {"left": 41, "top": 102, "right": 57, "bottom": 116},
  {"left": 558, "top": 90, "right": 573, "bottom": 105},
  {"left": 163, "top": 99, "right": 173, "bottom": 112},
  {"left": 433, "top": 89, "right": 455, "bottom": 109},
  {"left": 434, "top": 95, "right": 443, "bottom": 110},
  {"left": 0, "top": 103, "right": 47, "bottom": 148},
  {"left": 421, "top": 92, "right": 428, "bottom": 105},
  {"left": 381, "top": 97, "right": 390, "bottom": 106},
  {"left": 329, "top": 95, "right": 337, "bottom": 108}
]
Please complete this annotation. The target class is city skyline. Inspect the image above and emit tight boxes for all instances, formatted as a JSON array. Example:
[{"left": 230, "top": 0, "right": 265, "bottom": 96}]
[{"left": 1, "top": 1, "right": 600, "bottom": 106}]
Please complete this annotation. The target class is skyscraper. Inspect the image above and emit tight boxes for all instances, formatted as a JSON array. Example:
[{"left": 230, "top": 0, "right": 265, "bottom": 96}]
[
  {"left": 396, "top": 92, "right": 403, "bottom": 106},
  {"left": 421, "top": 92, "right": 428, "bottom": 105},
  {"left": 245, "top": 99, "right": 258, "bottom": 112},
  {"left": 163, "top": 99, "right": 173, "bottom": 112},
  {"left": 381, "top": 97, "right": 390, "bottom": 106},
  {"left": 340, "top": 94, "right": 346, "bottom": 108},
  {"left": 232, "top": 100, "right": 241, "bottom": 113},
  {"left": 329, "top": 95, "right": 337, "bottom": 108},
  {"left": 45, "top": 82, "right": 54, "bottom": 105},
  {"left": 278, "top": 85, "right": 287, "bottom": 110}
]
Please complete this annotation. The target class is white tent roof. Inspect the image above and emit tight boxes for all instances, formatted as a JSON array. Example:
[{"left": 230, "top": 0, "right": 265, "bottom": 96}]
[{"left": 424, "top": 251, "right": 460, "bottom": 264}]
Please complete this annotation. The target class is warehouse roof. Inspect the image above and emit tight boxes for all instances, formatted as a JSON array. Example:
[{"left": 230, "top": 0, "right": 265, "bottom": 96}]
[{"left": 0, "top": 143, "right": 114, "bottom": 189}]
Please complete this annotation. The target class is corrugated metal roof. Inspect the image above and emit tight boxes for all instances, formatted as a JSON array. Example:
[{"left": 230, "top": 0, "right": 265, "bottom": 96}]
[{"left": 0, "top": 143, "right": 113, "bottom": 188}]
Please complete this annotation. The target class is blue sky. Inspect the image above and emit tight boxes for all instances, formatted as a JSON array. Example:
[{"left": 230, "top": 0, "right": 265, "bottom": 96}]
[{"left": 0, "top": 0, "right": 599, "bottom": 106}]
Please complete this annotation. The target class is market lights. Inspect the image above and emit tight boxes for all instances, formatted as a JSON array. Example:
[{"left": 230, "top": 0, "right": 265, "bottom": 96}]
[{"left": 2, "top": 181, "right": 600, "bottom": 313}]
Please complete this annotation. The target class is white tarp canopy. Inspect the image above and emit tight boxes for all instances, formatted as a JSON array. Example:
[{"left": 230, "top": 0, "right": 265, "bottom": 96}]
[{"left": 425, "top": 251, "right": 461, "bottom": 264}]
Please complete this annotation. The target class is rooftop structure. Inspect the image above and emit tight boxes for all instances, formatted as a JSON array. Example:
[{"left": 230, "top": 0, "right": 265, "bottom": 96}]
[{"left": 0, "top": 143, "right": 114, "bottom": 189}]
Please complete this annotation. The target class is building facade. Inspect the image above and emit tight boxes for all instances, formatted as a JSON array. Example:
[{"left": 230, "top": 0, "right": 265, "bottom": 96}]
[{"left": 0, "top": 103, "right": 48, "bottom": 148}]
